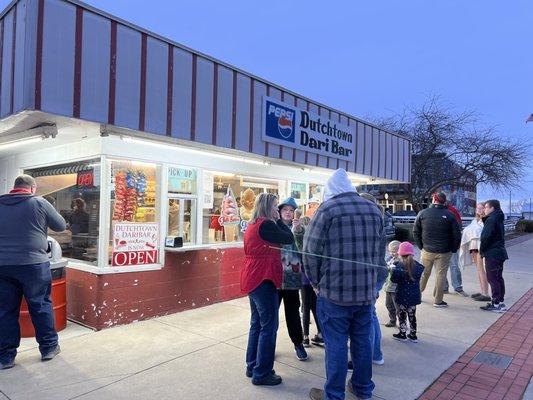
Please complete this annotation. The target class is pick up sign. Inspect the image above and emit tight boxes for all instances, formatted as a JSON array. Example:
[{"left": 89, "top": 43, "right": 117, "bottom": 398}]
[{"left": 112, "top": 223, "right": 159, "bottom": 266}]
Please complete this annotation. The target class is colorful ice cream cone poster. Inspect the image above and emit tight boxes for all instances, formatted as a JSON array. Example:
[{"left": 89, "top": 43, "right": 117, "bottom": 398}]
[{"left": 219, "top": 186, "right": 240, "bottom": 242}]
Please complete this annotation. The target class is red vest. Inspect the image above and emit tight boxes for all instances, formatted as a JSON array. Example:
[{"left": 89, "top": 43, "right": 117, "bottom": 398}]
[{"left": 240, "top": 218, "right": 283, "bottom": 294}]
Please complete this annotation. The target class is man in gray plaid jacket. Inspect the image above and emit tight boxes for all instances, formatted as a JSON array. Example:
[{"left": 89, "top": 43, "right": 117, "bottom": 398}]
[{"left": 304, "top": 169, "right": 386, "bottom": 400}]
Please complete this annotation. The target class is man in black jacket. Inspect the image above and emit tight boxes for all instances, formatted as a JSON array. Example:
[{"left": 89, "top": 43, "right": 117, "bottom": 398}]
[
  {"left": 413, "top": 192, "right": 461, "bottom": 308},
  {"left": 479, "top": 200, "right": 508, "bottom": 313}
]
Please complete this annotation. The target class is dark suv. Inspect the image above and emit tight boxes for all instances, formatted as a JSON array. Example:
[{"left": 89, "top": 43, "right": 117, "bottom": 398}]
[{"left": 384, "top": 210, "right": 396, "bottom": 241}]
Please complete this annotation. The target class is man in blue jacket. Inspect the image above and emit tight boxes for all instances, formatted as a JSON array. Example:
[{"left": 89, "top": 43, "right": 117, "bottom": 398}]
[
  {"left": 479, "top": 200, "right": 508, "bottom": 313},
  {"left": 0, "top": 175, "right": 66, "bottom": 369}
]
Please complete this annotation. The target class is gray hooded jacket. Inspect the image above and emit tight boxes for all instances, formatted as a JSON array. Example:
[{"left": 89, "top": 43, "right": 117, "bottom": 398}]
[{"left": 0, "top": 193, "right": 66, "bottom": 266}]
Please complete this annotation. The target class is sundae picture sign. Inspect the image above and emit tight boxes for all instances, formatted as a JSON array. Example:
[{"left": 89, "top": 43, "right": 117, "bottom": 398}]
[{"left": 112, "top": 223, "right": 159, "bottom": 266}]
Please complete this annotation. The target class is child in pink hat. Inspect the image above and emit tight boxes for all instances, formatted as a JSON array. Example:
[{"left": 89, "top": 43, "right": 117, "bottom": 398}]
[{"left": 390, "top": 242, "right": 425, "bottom": 342}]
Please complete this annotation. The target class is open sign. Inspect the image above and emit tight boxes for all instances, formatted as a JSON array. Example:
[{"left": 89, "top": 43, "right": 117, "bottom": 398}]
[{"left": 77, "top": 170, "right": 94, "bottom": 188}]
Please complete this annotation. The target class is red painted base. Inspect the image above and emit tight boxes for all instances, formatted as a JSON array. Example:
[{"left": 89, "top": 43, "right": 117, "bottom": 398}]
[{"left": 66, "top": 248, "right": 245, "bottom": 330}]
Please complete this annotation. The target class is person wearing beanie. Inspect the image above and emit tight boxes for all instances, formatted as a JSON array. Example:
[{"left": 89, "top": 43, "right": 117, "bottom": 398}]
[
  {"left": 305, "top": 169, "right": 385, "bottom": 400},
  {"left": 391, "top": 242, "right": 425, "bottom": 342},
  {"left": 413, "top": 191, "right": 461, "bottom": 308},
  {"left": 277, "top": 197, "right": 308, "bottom": 362}
]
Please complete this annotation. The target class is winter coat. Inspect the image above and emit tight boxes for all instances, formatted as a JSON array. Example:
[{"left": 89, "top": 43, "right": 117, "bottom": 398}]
[
  {"left": 303, "top": 169, "right": 385, "bottom": 306},
  {"left": 413, "top": 204, "right": 461, "bottom": 254},
  {"left": 480, "top": 209, "right": 508, "bottom": 261},
  {"left": 391, "top": 260, "right": 425, "bottom": 307},
  {"left": 0, "top": 193, "right": 66, "bottom": 266},
  {"left": 459, "top": 218, "right": 483, "bottom": 269}
]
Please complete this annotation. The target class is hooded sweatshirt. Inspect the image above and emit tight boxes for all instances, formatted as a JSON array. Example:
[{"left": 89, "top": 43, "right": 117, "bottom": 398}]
[
  {"left": 480, "top": 209, "right": 508, "bottom": 261},
  {"left": 303, "top": 169, "right": 385, "bottom": 305},
  {"left": 0, "top": 193, "right": 66, "bottom": 266}
]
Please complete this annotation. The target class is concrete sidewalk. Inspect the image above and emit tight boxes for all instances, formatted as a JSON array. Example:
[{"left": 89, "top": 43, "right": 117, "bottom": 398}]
[{"left": 1, "top": 237, "right": 532, "bottom": 400}]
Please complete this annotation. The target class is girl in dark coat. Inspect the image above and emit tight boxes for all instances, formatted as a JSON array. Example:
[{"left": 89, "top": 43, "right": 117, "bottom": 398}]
[{"left": 391, "top": 242, "right": 425, "bottom": 343}]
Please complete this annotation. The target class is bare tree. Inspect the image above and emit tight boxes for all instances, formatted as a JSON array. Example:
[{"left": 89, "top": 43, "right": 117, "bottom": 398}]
[{"left": 376, "top": 97, "right": 530, "bottom": 211}]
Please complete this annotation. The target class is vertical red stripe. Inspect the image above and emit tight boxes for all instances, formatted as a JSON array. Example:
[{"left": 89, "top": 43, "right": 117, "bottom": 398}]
[
  {"left": 166, "top": 44, "right": 173, "bottom": 136},
  {"left": 108, "top": 21, "right": 117, "bottom": 124},
  {"left": 34, "top": 0, "right": 44, "bottom": 110},
  {"left": 304, "top": 102, "right": 309, "bottom": 165},
  {"left": 138, "top": 33, "right": 147, "bottom": 131},
  {"left": 336, "top": 113, "right": 341, "bottom": 170},
  {"left": 9, "top": 5, "right": 17, "bottom": 114},
  {"left": 231, "top": 70, "right": 237, "bottom": 148},
  {"left": 72, "top": 6, "right": 83, "bottom": 118},
  {"left": 0, "top": 19, "right": 4, "bottom": 113},
  {"left": 315, "top": 105, "right": 320, "bottom": 167},
  {"left": 212, "top": 63, "right": 219, "bottom": 145},
  {"left": 278, "top": 92, "right": 284, "bottom": 159},
  {"left": 264, "top": 86, "right": 270, "bottom": 156},
  {"left": 190, "top": 54, "right": 197, "bottom": 140},
  {"left": 248, "top": 78, "right": 254, "bottom": 152},
  {"left": 292, "top": 97, "right": 297, "bottom": 162},
  {"left": 362, "top": 124, "right": 367, "bottom": 175}
]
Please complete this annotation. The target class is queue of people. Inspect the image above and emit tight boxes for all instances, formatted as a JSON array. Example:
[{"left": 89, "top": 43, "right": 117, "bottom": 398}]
[{"left": 240, "top": 172, "right": 509, "bottom": 400}]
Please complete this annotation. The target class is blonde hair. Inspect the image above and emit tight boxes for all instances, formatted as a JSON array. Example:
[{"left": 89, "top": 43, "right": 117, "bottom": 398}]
[
  {"left": 476, "top": 202, "right": 485, "bottom": 221},
  {"left": 250, "top": 193, "right": 278, "bottom": 224},
  {"left": 388, "top": 240, "right": 401, "bottom": 252}
]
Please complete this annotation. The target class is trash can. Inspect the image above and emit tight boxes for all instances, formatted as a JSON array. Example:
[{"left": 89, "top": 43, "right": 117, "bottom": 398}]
[{"left": 19, "top": 238, "right": 68, "bottom": 338}]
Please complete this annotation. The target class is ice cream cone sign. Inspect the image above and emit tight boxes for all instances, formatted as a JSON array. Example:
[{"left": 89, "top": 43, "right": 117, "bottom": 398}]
[{"left": 219, "top": 186, "right": 240, "bottom": 226}]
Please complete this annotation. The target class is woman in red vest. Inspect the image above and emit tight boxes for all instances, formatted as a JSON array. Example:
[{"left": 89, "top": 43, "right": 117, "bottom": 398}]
[{"left": 241, "top": 193, "right": 294, "bottom": 386}]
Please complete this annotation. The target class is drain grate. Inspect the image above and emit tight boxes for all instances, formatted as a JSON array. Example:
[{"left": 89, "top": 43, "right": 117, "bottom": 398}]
[{"left": 473, "top": 351, "right": 513, "bottom": 369}]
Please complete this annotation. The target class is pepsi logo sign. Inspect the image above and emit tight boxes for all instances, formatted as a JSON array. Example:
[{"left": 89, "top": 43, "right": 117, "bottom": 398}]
[{"left": 265, "top": 100, "right": 295, "bottom": 142}]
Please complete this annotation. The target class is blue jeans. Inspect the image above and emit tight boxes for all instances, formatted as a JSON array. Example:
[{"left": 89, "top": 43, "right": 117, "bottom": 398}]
[
  {"left": 0, "top": 262, "right": 58, "bottom": 362},
  {"left": 318, "top": 296, "right": 374, "bottom": 400},
  {"left": 246, "top": 280, "right": 279, "bottom": 380},
  {"left": 444, "top": 252, "right": 462, "bottom": 292},
  {"left": 370, "top": 305, "right": 382, "bottom": 362}
]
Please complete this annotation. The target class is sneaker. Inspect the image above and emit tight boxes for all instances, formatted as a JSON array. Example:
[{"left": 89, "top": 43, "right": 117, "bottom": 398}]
[
  {"left": 493, "top": 303, "right": 507, "bottom": 313},
  {"left": 0, "top": 359, "right": 14, "bottom": 370},
  {"left": 433, "top": 301, "right": 448, "bottom": 308},
  {"left": 303, "top": 337, "right": 311, "bottom": 348},
  {"left": 372, "top": 358, "right": 384, "bottom": 365},
  {"left": 295, "top": 344, "right": 308, "bottom": 361},
  {"left": 347, "top": 360, "right": 354, "bottom": 370},
  {"left": 455, "top": 289, "right": 469, "bottom": 297},
  {"left": 41, "top": 345, "right": 61, "bottom": 361},
  {"left": 309, "top": 388, "right": 325, "bottom": 400},
  {"left": 385, "top": 321, "right": 396, "bottom": 328},
  {"left": 471, "top": 292, "right": 482, "bottom": 298},
  {"left": 310, "top": 333, "right": 324, "bottom": 346},
  {"left": 252, "top": 373, "right": 282, "bottom": 386},
  {"left": 480, "top": 302, "right": 497, "bottom": 311},
  {"left": 393, "top": 332, "right": 407, "bottom": 341},
  {"left": 475, "top": 295, "right": 492, "bottom": 302},
  {"left": 407, "top": 333, "right": 418, "bottom": 343}
]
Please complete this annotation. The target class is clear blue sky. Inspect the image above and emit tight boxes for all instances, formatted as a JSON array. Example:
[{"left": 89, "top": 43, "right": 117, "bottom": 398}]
[{"left": 2, "top": 0, "right": 532, "bottom": 203}]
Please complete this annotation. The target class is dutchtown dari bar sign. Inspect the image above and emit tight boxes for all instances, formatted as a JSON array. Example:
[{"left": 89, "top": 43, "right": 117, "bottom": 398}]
[{"left": 262, "top": 96, "right": 356, "bottom": 161}]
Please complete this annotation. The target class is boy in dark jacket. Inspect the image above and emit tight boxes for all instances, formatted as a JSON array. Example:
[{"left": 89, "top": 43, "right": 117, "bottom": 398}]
[
  {"left": 391, "top": 242, "right": 425, "bottom": 343},
  {"left": 479, "top": 200, "right": 508, "bottom": 313}
]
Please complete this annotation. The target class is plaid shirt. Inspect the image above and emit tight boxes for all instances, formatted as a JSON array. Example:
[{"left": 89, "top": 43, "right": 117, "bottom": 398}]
[{"left": 303, "top": 192, "right": 386, "bottom": 305}]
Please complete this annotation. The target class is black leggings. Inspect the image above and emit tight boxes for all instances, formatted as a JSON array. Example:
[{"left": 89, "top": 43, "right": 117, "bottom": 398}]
[
  {"left": 278, "top": 289, "right": 304, "bottom": 345},
  {"left": 301, "top": 285, "right": 321, "bottom": 336}
]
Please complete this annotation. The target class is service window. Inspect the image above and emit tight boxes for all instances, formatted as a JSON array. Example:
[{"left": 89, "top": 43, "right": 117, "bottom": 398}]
[
  {"left": 202, "top": 173, "right": 281, "bottom": 244},
  {"left": 27, "top": 159, "right": 101, "bottom": 265},
  {"left": 109, "top": 160, "right": 160, "bottom": 267},
  {"left": 167, "top": 166, "right": 198, "bottom": 246}
]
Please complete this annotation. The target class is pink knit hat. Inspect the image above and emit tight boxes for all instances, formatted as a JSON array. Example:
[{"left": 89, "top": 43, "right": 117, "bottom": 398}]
[{"left": 398, "top": 242, "right": 415, "bottom": 256}]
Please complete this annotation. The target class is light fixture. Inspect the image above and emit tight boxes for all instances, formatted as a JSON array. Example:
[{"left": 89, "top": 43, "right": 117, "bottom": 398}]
[
  {"left": 0, "top": 135, "right": 44, "bottom": 150},
  {"left": 206, "top": 170, "right": 235, "bottom": 177},
  {"left": 121, "top": 136, "right": 270, "bottom": 166}
]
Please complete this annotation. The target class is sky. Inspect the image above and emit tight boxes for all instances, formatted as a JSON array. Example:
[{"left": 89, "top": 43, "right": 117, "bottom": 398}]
[{"left": 2, "top": 0, "right": 531, "bottom": 206}]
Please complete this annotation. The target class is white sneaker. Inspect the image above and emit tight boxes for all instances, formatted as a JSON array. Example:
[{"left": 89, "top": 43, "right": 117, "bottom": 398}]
[{"left": 372, "top": 358, "right": 384, "bottom": 365}]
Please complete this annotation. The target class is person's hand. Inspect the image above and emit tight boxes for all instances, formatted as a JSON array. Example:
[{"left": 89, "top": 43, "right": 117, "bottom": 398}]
[
  {"left": 293, "top": 218, "right": 301, "bottom": 230},
  {"left": 313, "top": 287, "right": 319, "bottom": 295}
]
